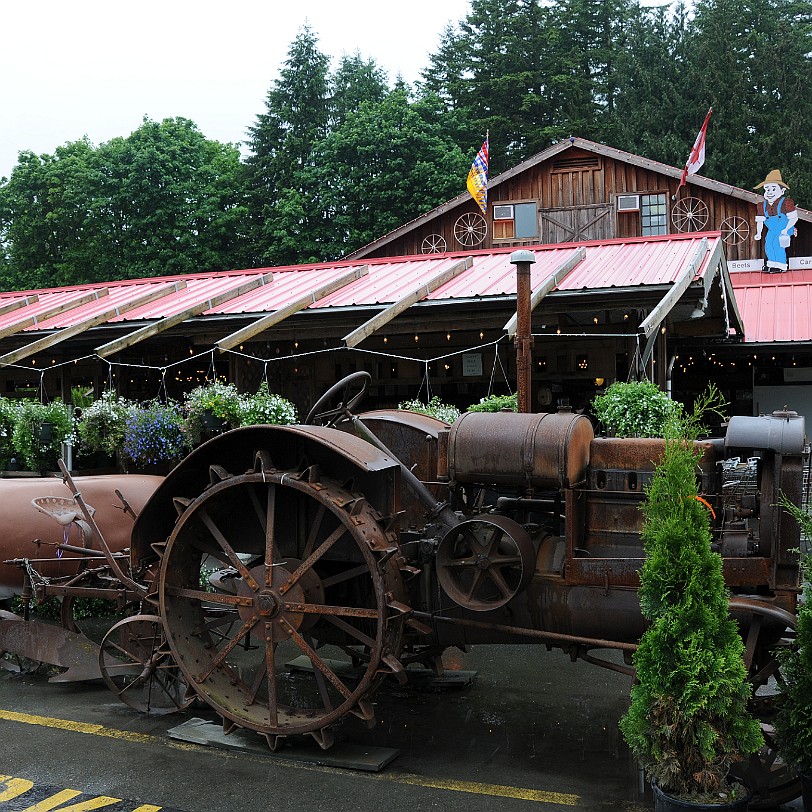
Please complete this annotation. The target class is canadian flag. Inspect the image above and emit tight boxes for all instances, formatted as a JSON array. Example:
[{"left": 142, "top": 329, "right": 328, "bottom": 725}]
[{"left": 680, "top": 108, "right": 712, "bottom": 188}]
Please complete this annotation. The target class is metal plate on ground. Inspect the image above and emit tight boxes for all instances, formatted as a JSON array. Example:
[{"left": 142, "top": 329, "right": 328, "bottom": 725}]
[{"left": 166, "top": 718, "right": 400, "bottom": 772}]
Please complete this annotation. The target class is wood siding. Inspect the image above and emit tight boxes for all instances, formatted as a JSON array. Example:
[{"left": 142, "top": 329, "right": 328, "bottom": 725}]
[{"left": 363, "top": 147, "right": 811, "bottom": 265}]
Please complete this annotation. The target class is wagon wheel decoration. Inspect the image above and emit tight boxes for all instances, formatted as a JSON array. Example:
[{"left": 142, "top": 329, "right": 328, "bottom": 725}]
[
  {"left": 436, "top": 516, "right": 535, "bottom": 611},
  {"left": 454, "top": 212, "right": 487, "bottom": 247},
  {"left": 727, "top": 598, "right": 800, "bottom": 809},
  {"left": 158, "top": 461, "right": 408, "bottom": 750},
  {"left": 99, "top": 614, "right": 192, "bottom": 715},
  {"left": 421, "top": 234, "right": 447, "bottom": 254},
  {"left": 671, "top": 196, "right": 709, "bottom": 232},
  {"left": 721, "top": 216, "right": 750, "bottom": 245}
]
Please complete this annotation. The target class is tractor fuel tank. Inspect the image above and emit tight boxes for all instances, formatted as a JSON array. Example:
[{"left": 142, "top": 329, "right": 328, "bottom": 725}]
[{"left": 442, "top": 409, "right": 593, "bottom": 488}]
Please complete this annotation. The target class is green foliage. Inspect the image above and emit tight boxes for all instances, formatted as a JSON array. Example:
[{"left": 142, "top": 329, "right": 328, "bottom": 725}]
[
  {"left": 237, "top": 382, "right": 298, "bottom": 427},
  {"left": 774, "top": 496, "right": 812, "bottom": 772},
  {"left": 398, "top": 395, "right": 461, "bottom": 424},
  {"left": 619, "top": 387, "right": 762, "bottom": 798},
  {"left": 592, "top": 380, "right": 682, "bottom": 438},
  {"left": 76, "top": 390, "right": 132, "bottom": 458},
  {"left": 182, "top": 380, "right": 243, "bottom": 445},
  {"left": 10, "top": 595, "right": 127, "bottom": 621},
  {"left": 70, "top": 386, "right": 94, "bottom": 409},
  {"left": 0, "top": 118, "right": 250, "bottom": 289},
  {"left": 0, "top": 397, "right": 20, "bottom": 469},
  {"left": 121, "top": 399, "right": 187, "bottom": 466},
  {"left": 11, "top": 399, "right": 74, "bottom": 471},
  {"left": 307, "top": 89, "right": 471, "bottom": 259},
  {"left": 466, "top": 393, "right": 518, "bottom": 413}
]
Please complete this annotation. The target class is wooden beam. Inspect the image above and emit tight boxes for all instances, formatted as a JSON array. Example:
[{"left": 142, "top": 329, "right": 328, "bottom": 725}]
[
  {"left": 503, "top": 247, "right": 586, "bottom": 337},
  {"left": 216, "top": 266, "right": 368, "bottom": 352},
  {"left": 638, "top": 238, "right": 709, "bottom": 340},
  {"left": 96, "top": 274, "right": 273, "bottom": 358},
  {"left": 0, "top": 283, "right": 183, "bottom": 367},
  {"left": 343, "top": 258, "right": 472, "bottom": 348},
  {"left": 0, "top": 294, "right": 39, "bottom": 318},
  {"left": 0, "top": 289, "right": 109, "bottom": 342}
]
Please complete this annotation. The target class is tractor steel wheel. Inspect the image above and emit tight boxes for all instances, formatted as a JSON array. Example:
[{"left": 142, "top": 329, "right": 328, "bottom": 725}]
[
  {"left": 158, "top": 461, "right": 407, "bottom": 749},
  {"left": 99, "top": 614, "right": 191, "bottom": 714}
]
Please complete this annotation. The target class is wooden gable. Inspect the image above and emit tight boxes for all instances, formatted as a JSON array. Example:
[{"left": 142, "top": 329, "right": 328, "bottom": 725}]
[{"left": 346, "top": 138, "right": 812, "bottom": 268}]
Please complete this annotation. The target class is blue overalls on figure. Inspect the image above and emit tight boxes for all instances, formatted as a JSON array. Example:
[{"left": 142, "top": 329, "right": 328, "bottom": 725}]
[{"left": 762, "top": 197, "right": 790, "bottom": 270}]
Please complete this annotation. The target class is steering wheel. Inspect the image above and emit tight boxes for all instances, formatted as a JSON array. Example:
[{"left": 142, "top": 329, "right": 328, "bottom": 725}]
[{"left": 304, "top": 371, "right": 371, "bottom": 427}]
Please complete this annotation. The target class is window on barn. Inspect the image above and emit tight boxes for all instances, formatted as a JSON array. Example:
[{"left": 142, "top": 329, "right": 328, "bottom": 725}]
[
  {"left": 617, "top": 193, "right": 668, "bottom": 236},
  {"left": 492, "top": 202, "right": 538, "bottom": 240},
  {"left": 640, "top": 194, "right": 667, "bottom": 235}
]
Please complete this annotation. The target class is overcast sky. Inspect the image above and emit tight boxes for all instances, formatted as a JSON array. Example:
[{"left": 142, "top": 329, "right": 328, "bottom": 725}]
[{"left": 2, "top": 0, "right": 473, "bottom": 180}]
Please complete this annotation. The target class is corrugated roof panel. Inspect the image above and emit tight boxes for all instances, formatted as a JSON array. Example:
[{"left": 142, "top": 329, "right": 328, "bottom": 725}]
[
  {"left": 0, "top": 288, "right": 105, "bottom": 333},
  {"left": 210, "top": 267, "right": 347, "bottom": 314},
  {"left": 315, "top": 257, "right": 464, "bottom": 308},
  {"left": 731, "top": 270, "right": 812, "bottom": 343},
  {"left": 0, "top": 233, "right": 729, "bottom": 339},
  {"left": 93, "top": 275, "right": 270, "bottom": 323}
]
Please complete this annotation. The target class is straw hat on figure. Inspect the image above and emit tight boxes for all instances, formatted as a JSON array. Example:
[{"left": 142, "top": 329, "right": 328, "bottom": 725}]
[{"left": 754, "top": 169, "right": 798, "bottom": 272}]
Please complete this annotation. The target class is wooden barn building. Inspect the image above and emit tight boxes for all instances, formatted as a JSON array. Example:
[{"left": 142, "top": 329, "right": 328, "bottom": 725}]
[{"left": 346, "top": 137, "right": 812, "bottom": 270}]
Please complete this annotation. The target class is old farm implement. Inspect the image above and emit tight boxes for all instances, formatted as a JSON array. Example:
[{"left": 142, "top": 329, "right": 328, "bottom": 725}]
[{"left": 0, "top": 372, "right": 807, "bottom": 807}]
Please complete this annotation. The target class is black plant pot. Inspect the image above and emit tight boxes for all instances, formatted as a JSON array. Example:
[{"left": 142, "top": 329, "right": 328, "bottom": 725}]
[
  {"left": 200, "top": 410, "right": 225, "bottom": 431},
  {"left": 652, "top": 782, "right": 751, "bottom": 812},
  {"left": 801, "top": 770, "right": 811, "bottom": 811}
]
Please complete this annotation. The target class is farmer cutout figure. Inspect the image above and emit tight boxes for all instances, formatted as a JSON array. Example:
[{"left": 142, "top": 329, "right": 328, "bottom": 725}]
[{"left": 754, "top": 169, "right": 798, "bottom": 272}]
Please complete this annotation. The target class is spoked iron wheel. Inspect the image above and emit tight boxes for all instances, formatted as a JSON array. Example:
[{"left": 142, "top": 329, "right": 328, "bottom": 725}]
[
  {"left": 671, "top": 196, "right": 709, "bottom": 232},
  {"left": 436, "top": 516, "right": 535, "bottom": 611},
  {"left": 158, "top": 459, "right": 407, "bottom": 749},
  {"left": 99, "top": 614, "right": 192, "bottom": 714},
  {"left": 728, "top": 598, "right": 800, "bottom": 808}
]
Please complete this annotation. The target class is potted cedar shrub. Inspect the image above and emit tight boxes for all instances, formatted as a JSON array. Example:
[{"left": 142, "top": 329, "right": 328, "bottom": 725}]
[
  {"left": 399, "top": 395, "right": 461, "bottom": 424},
  {"left": 183, "top": 380, "right": 242, "bottom": 445},
  {"left": 775, "top": 495, "right": 812, "bottom": 809},
  {"left": 121, "top": 399, "right": 188, "bottom": 474},
  {"left": 236, "top": 382, "right": 298, "bottom": 427},
  {"left": 76, "top": 390, "right": 132, "bottom": 469},
  {"left": 11, "top": 399, "right": 74, "bottom": 473},
  {"left": 466, "top": 392, "right": 518, "bottom": 413},
  {"left": 592, "top": 380, "right": 681, "bottom": 438},
  {"left": 619, "top": 387, "right": 763, "bottom": 811}
]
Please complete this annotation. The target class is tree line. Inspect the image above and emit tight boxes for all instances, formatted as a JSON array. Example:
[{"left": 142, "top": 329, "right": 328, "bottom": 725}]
[{"left": 1, "top": 0, "right": 811, "bottom": 291}]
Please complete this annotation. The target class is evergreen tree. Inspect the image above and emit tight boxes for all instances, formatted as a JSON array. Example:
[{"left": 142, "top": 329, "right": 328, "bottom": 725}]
[
  {"left": 330, "top": 53, "right": 390, "bottom": 127},
  {"left": 245, "top": 24, "right": 330, "bottom": 265},
  {"left": 684, "top": 0, "right": 812, "bottom": 199},
  {"left": 610, "top": 3, "right": 694, "bottom": 165}
]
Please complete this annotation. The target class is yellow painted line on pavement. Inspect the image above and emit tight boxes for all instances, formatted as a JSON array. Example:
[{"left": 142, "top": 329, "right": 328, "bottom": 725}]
[{"left": 0, "top": 707, "right": 580, "bottom": 806}]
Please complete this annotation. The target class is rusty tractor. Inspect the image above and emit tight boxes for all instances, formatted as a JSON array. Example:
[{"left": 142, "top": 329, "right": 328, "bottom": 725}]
[{"left": 1, "top": 372, "right": 807, "bottom": 807}]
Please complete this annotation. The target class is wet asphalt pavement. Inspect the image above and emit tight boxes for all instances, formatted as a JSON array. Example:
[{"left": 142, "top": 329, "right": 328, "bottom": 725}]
[{"left": 0, "top": 643, "right": 804, "bottom": 812}]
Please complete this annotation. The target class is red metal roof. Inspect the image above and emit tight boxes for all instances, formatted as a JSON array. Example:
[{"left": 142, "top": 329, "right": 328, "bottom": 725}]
[
  {"left": 730, "top": 269, "right": 812, "bottom": 343},
  {"left": 0, "top": 232, "right": 726, "bottom": 337}
]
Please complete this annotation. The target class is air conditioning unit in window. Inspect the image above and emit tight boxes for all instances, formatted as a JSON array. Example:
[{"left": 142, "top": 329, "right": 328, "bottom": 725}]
[
  {"left": 493, "top": 204, "right": 515, "bottom": 220},
  {"left": 617, "top": 195, "right": 640, "bottom": 212}
]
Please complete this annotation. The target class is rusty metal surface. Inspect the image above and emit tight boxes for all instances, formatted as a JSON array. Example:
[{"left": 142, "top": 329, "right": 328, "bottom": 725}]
[
  {"left": 0, "top": 618, "right": 101, "bottom": 681},
  {"left": 446, "top": 410, "right": 593, "bottom": 488},
  {"left": 0, "top": 474, "right": 162, "bottom": 597},
  {"left": 159, "top": 463, "right": 408, "bottom": 748},
  {"left": 347, "top": 410, "right": 446, "bottom": 529},
  {"left": 131, "top": 424, "right": 400, "bottom": 569}
]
